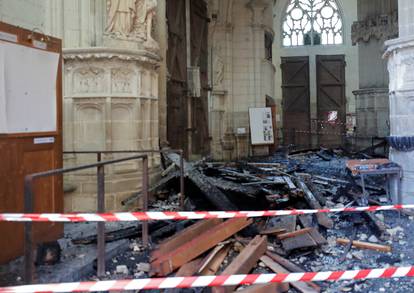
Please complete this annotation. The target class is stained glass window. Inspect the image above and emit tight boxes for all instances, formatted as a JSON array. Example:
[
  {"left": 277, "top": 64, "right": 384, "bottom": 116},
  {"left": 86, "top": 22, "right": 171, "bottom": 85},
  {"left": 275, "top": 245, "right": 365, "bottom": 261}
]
[{"left": 282, "top": 0, "right": 343, "bottom": 46}]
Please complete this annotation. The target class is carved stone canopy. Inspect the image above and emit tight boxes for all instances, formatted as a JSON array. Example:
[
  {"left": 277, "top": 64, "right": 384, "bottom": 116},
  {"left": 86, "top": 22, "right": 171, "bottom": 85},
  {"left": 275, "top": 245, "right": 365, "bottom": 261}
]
[{"left": 352, "top": 11, "right": 398, "bottom": 45}]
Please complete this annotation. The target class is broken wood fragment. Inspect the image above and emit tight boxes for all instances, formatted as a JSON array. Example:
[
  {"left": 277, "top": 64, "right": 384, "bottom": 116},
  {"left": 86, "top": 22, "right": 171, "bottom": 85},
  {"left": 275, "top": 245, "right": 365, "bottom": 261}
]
[
  {"left": 198, "top": 244, "right": 231, "bottom": 275},
  {"left": 175, "top": 257, "right": 203, "bottom": 276},
  {"left": 281, "top": 233, "right": 317, "bottom": 252},
  {"left": 296, "top": 180, "right": 333, "bottom": 229},
  {"left": 260, "top": 228, "right": 286, "bottom": 235},
  {"left": 151, "top": 219, "right": 222, "bottom": 261},
  {"left": 150, "top": 218, "right": 252, "bottom": 276},
  {"left": 277, "top": 228, "right": 313, "bottom": 240},
  {"left": 212, "top": 235, "right": 268, "bottom": 293},
  {"left": 336, "top": 238, "right": 392, "bottom": 253},
  {"left": 265, "top": 252, "right": 305, "bottom": 273},
  {"left": 260, "top": 256, "right": 320, "bottom": 293}
]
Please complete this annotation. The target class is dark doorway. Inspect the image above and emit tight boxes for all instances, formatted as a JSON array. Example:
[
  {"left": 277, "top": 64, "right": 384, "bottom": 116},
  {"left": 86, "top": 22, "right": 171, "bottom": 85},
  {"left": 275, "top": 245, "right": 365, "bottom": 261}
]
[
  {"left": 281, "top": 56, "right": 311, "bottom": 147},
  {"left": 190, "top": 0, "right": 210, "bottom": 157},
  {"left": 166, "top": 0, "right": 188, "bottom": 154},
  {"left": 316, "top": 55, "right": 346, "bottom": 147},
  {"left": 166, "top": 0, "right": 209, "bottom": 158}
]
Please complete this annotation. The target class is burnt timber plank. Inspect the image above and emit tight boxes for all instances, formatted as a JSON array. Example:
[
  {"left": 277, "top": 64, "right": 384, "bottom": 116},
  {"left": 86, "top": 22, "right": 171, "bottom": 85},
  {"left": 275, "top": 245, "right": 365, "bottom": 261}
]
[
  {"left": 166, "top": 153, "right": 237, "bottom": 210},
  {"left": 296, "top": 180, "right": 333, "bottom": 229},
  {"left": 265, "top": 252, "right": 321, "bottom": 292},
  {"left": 212, "top": 236, "right": 268, "bottom": 293},
  {"left": 260, "top": 256, "right": 320, "bottom": 293},
  {"left": 151, "top": 219, "right": 222, "bottom": 261},
  {"left": 150, "top": 218, "right": 252, "bottom": 276}
]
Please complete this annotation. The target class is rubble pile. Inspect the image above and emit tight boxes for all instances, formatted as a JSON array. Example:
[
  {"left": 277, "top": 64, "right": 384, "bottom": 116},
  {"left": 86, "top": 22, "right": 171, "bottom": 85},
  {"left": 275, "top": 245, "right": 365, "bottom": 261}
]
[{"left": 2, "top": 148, "right": 414, "bottom": 293}]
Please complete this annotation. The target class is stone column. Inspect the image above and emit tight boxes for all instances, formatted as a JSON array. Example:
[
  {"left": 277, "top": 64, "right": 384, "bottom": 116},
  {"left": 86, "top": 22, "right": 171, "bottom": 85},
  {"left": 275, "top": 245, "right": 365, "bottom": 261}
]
[
  {"left": 63, "top": 0, "right": 161, "bottom": 212},
  {"left": 385, "top": 0, "right": 414, "bottom": 203}
]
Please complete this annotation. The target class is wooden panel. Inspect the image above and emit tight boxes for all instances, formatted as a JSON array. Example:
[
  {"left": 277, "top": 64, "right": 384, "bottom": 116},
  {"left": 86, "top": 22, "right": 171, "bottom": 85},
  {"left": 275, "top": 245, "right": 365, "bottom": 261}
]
[
  {"left": 316, "top": 55, "right": 346, "bottom": 147},
  {"left": 190, "top": 0, "right": 210, "bottom": 156},
  {"left": 281, "top": 56, "right": 310, "bottom": 147},
  {"left": 166, "top": 0, "right": 188, "bottom": 155},
  {"left": 0, "top": 21, "right": 63, "bottom": 264}
]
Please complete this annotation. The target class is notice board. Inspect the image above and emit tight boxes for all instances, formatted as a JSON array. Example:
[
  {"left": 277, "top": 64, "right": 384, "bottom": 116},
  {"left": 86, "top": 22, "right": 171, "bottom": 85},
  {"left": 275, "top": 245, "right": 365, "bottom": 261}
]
[
  {"left": 249, "top": 107, "right": 275, "bottom": 145},
  {"left": 0, "top": 22, "right": 63, "bottom": 264}
]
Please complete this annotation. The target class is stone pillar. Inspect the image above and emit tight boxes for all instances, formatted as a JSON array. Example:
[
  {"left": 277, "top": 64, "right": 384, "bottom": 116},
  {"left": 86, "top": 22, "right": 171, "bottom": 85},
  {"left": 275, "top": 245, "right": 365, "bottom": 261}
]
[
  {"left": 385, "top": 0, "right": 414, "bottom": 203},
  {"left": 63, "top": 0, "right": 161, "bottom": 212}
]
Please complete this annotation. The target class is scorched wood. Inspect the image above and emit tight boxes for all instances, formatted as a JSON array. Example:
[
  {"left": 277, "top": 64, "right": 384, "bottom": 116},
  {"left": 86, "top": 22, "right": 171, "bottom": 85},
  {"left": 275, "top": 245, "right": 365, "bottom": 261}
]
[{"left": 150, "top": 218, "right": 252, "bottom": 276}]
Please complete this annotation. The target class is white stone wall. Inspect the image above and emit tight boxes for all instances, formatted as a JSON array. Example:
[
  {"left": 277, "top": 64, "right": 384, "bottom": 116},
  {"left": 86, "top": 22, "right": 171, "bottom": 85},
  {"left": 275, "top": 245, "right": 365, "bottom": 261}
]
[
  {"left": 0, "top": 0, "right": 47, "bottom": 31},
  {"left": 209, "top": 0, "right": 276, "bottom": 160},
  {"left": 273, "top": 0, "right": 359, "bottom": 134}
]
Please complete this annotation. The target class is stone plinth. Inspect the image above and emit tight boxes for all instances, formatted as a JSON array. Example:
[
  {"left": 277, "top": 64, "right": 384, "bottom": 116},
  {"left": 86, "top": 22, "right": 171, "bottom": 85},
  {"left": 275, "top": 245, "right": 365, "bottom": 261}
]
[
  {"left": 63, "top": 48, "right": 161, "bottom": 212},
  {"left": 385, "top": 37, "right": 414, "bottom": 203}
]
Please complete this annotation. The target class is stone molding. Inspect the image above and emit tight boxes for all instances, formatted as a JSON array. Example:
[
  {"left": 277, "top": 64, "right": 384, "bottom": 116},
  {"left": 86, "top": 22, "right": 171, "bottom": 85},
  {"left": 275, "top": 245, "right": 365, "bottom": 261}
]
[
  {"left": 63, "top": 47, "right": 161, "bottom": 66},
  {"left": 352, "top": 88, "right": 389, "bottom": 95}
]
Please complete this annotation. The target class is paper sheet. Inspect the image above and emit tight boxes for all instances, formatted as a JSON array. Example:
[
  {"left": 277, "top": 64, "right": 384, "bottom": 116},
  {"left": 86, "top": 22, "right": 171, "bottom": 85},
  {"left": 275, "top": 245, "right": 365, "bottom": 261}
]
[
  {"left": 0, "top": 40, "right": 59, "bottom": 134},
  {"left": 0, "top": 45, "right": 6, "bottom": 133}
]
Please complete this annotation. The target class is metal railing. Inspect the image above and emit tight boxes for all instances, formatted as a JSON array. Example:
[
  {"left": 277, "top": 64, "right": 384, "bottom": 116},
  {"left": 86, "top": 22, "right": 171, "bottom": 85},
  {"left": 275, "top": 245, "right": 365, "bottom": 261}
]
[{"left": 24, "top": 149, "right": 185, "bottom": 283}]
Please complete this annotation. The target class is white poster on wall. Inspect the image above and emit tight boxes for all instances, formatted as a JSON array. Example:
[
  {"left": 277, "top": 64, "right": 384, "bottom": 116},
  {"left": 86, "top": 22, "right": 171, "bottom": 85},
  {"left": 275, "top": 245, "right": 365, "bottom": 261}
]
[
  {"left": 249, "top": 107, "right": 275, "bottom": 145},
  {"left": 0, "top": 45, "right": 6, "bottom": 133},
  {"left": 0, "top": 40, "right": 59, "bottom": 134}
]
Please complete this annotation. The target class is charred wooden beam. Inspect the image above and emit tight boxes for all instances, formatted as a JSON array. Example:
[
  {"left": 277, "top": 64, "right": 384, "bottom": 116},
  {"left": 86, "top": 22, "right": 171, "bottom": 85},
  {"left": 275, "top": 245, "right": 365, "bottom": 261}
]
[
  {"left": 212, "top": 235, "right": 268, "bottom": 293},
  {"left": 150, "top": 218, "right": 252, "bottom": 276}
]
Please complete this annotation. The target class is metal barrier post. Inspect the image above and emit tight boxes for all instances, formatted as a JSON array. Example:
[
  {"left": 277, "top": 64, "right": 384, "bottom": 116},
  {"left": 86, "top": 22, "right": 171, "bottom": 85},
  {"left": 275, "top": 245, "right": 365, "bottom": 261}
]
[
  {"left": 142, "top": 156, "right": 149, "bottom": 248},
  {"left": 24, "top": 177, "right": 34, "bottom": 283},
  {"left": 179, "top": 151, "right": 185, "bottom": 208},
  {"left": 96, "top": 152, "right": 105, "bottom": 277}
]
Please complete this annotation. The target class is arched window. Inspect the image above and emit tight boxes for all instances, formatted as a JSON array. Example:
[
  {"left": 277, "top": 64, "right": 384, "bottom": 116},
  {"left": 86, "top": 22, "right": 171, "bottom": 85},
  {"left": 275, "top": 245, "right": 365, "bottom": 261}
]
[{"left": 282, "top": 0, "right": 343, "bottom": 47}]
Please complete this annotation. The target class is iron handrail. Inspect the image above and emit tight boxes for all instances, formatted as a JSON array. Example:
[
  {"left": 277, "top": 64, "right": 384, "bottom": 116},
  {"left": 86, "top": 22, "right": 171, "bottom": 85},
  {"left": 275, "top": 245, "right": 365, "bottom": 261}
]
[
  {"left": 62, "top": 149, "right": 185, "bottom": 207},
  {"left": 24, "top": 154, "right": 149, "bottom": 283}
]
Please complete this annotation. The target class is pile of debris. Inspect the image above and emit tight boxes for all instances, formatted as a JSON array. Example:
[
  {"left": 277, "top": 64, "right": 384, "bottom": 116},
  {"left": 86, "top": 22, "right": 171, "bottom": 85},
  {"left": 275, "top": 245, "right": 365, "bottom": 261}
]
[
  {"left": 122, "top": 147, "right": 408, "bottom": 292},
  {"left": 3, "top": 147, "right": 414, "bottom": 293}
]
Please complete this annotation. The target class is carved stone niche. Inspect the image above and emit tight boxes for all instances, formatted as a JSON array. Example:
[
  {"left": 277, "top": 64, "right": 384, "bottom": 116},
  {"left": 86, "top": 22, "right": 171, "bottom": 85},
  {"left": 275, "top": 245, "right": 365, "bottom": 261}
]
[{"left": 62, "top": 47, "right": 161, "bottom": 212}]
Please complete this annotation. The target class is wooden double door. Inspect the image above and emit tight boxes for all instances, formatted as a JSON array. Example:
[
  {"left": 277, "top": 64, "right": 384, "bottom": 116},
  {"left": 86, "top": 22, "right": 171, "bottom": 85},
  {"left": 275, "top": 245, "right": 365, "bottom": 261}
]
[{"left": 281, "top": 55, "right": 346, "bottom": 148}]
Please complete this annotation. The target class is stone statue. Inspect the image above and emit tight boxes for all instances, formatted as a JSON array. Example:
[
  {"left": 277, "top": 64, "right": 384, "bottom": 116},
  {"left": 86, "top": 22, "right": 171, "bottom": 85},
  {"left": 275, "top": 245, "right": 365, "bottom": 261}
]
[
  {"left": 106, "top": 0, "right": 158, "bottom": 49},
  {"left": 212, "top": 47, "right": 224, "bottom": 88},
  {"left": 106, "top": 0, "right": 137, "bottom": 36},
  {"left": 136, "top": 0, "right": 158, "bottom": 47}
]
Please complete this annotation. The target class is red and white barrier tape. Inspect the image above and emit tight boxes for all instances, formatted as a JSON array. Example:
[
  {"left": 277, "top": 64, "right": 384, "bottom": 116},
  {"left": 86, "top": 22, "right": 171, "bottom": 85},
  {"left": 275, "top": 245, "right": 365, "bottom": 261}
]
[
  {"left": 0, "top": 204, "right": 412, "bottom": 223},
  {"left": 1, "top": 266, "right": 413, "bottom": 292}
]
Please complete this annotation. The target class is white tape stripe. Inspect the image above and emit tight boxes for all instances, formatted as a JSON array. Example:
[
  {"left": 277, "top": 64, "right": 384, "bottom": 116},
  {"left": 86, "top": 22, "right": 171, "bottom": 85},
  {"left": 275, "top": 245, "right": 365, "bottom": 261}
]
[
  {"left": 177, "top": 212, "right": 206, "bottom": 219},
  {"left": 53, "top": 282, "right": 81, "bottom": 292},
  {"left": 284, "top": 272, "right": 305, "bottom": 282},
  {"left": 146, "top": 212, "right": 175, "bottom": 220},
  {"left": 340, "top": 270, "right": 359, "bottom": 280},
  {"left": 89, "top": 281, "right": 117, "bottom": 291},
  {"left": 314, "top": 271, "right": 335, "bottom": 281},
  {"left": 254, "top": 274, "right": 276, "bottom": 284},
  {"left": 191, "top": 276, "right": 217, "bottom": 287},
  {"left": 123, "top": 279, "right": 151, "bottom": 290},
  {"left": 159, "top": 277, "right": 185, "bottom": 289},
  {"left": 113, "top": 213, "right": 139, "bottom": 221},
  {"left": 223, "top": 275, "right": 247, "bottom": 286},
  {"left": 77, "top": 214, "right": 106, "bottom": 222},
  {"left": 367, "top": 269, "right": 387, "bottom": 279},
  {"left": 393, "top": 267, "right": 412, "bottom": 278}
]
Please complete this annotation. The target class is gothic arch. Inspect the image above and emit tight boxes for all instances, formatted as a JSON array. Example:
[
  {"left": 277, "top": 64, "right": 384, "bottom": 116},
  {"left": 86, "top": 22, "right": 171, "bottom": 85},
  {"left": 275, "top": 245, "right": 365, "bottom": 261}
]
[{"left": 281, "top": 0, "right": 344, "bottom": 46}]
